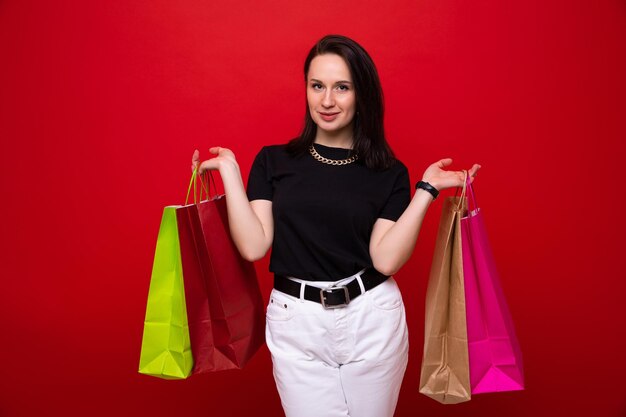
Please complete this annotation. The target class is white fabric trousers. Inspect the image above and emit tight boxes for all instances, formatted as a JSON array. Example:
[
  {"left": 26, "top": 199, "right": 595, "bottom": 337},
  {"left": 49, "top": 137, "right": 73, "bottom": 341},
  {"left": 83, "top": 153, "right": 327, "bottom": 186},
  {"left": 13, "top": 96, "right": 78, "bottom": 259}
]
[{"left": 265, "top": 269, "right": 409, "bottom": 417}]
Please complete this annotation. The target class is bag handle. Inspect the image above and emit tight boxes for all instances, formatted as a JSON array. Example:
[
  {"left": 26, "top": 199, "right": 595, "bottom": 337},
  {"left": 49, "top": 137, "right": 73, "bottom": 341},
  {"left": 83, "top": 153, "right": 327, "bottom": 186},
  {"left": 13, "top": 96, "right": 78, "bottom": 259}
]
[
  {"left": 185, "top": 165, "right": 218, "bottom": 205},
  {"left": 455, "top": 171, "right": 478, "bottom": 217},
  {"left": 464, "top": 172, "right": 479, "bottom": 217},
  {"left": 454, "top": 170, "right": 469, "bottom": 212}
]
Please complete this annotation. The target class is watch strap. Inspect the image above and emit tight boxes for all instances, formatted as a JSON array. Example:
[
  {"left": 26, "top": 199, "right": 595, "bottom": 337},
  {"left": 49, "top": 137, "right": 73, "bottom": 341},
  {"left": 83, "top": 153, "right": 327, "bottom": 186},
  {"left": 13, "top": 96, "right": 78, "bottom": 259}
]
[{"left": 415, "top": 180, "right": 439, "bottom": 200}]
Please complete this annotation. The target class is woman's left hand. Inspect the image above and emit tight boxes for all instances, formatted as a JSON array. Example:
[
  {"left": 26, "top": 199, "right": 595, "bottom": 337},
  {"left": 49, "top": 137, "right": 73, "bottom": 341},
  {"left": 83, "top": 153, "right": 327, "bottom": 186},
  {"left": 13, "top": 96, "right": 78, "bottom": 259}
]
[{"left": 421, "top": 158, "right": 481, "bottom": 191}]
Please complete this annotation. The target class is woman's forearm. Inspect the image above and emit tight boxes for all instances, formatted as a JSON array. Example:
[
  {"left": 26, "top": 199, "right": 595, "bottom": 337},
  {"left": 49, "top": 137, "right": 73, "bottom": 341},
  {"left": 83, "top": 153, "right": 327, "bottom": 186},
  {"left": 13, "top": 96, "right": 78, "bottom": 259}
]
[
  {"left": 372, "top": 189, "right": 435, "bottom": 275},
  {"left": 218, "top": 161, "right": 271, "bottom": 261}
]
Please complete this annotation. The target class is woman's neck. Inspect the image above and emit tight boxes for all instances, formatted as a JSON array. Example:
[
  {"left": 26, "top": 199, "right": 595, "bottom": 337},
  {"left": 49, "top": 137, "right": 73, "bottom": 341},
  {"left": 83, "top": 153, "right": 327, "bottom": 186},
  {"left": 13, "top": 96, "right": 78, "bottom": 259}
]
[{"left": 313, "top": 128, "right": 354, "bottom": 149}]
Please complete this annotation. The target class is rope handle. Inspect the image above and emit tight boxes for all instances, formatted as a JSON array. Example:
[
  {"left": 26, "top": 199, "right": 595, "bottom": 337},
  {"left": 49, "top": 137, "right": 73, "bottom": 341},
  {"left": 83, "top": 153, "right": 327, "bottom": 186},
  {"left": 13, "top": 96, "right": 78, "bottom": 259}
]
[
  {"left": 464, "top": 172, "right": 479, "bottom": 217},
  {"left": 454, "top": 170, "right": 468, "bottom": 212},
  {"left": 452, "top": 170, "right": 482, "bottom": 217},
  {"left": 185, "top": 165, "right": 218, "bottom": 205}
]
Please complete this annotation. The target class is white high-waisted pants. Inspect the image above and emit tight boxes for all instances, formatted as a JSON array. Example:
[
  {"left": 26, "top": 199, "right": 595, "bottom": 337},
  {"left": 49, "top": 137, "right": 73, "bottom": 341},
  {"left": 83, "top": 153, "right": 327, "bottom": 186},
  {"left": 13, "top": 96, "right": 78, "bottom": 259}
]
[{"left": 265, "top": 269, "right": 409, "bottom": 417}]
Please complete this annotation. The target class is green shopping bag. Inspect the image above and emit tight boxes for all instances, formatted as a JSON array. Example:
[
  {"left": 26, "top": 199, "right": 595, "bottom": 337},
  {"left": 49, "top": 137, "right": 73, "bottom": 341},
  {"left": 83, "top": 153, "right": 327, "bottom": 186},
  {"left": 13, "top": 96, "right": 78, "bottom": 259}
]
[{"left": 138, "top": 206, "right": 193, "bottom": 379}]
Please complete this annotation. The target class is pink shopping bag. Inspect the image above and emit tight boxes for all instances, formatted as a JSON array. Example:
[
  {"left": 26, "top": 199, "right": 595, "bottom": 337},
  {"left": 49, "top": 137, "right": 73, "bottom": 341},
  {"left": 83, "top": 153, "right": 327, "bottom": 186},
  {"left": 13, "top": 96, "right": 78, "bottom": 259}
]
[{"left": 460, "top": 175, "right": 525, "bottom": 394}]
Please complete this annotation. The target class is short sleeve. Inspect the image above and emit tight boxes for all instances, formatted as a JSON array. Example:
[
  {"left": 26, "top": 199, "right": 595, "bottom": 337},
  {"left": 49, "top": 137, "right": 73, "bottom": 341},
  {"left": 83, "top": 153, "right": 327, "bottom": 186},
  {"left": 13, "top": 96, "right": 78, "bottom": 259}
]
[
  {"left": 246, "top": 146, "right": 273, "bottom": 201},
  {"left": 377, "top": 162, "right": 411, "bottom": 221}
]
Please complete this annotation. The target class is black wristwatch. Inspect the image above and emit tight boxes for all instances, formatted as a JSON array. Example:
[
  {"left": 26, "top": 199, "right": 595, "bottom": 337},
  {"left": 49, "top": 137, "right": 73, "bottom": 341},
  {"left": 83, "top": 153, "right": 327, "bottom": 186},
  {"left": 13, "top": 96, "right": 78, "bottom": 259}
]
[{"left": 415, "top": 180, "right": 439, "bottom": 200}]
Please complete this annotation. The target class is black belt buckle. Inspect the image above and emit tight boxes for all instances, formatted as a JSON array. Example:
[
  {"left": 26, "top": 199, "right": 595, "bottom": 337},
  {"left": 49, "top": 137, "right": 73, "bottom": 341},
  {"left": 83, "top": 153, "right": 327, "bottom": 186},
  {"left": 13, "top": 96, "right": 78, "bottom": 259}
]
[{"left": 320, "top": 285, "right": 350, "bottom": 309}]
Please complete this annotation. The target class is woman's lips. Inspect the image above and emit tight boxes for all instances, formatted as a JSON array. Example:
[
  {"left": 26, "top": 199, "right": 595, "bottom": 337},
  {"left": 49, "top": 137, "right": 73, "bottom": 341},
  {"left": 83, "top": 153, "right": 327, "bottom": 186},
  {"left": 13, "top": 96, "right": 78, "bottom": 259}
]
[{"left": 319, "top": 112, "right": 339, "bottom": 121}]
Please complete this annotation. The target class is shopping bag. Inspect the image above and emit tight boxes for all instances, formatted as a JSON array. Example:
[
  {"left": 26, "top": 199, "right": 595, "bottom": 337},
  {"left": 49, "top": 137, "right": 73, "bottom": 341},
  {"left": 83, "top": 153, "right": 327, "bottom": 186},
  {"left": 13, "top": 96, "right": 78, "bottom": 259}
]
[
  {"left": 176, "top": 168, "right": 265, "bottom": 373},
  {"left": 461, "top": 175, "right": 525, "bottom": 394},
  {"left": 138, "top": 206, "right": 193, "bottom": 379},
  {"left": 419, "top": 175, "right": 471, "bottom": 404}
]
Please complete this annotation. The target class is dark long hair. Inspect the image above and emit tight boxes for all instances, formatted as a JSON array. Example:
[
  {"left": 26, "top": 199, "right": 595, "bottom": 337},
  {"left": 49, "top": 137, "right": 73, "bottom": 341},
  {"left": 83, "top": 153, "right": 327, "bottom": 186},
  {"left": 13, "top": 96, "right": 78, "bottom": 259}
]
[{"left": 285, "top": 34, "right": 397, "bottom": 171}]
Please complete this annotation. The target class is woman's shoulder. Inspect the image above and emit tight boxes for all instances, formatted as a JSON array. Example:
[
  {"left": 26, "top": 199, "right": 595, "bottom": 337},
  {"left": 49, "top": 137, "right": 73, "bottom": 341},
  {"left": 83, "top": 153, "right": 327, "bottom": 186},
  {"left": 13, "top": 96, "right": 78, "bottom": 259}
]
[
  {"left": 391, "top": 157, "right": 408, "bottom": 172},
  {"left": 366, "top": 156, "right": 408, "bottom": 177},
  {"left": 261, "top": 143, "right": 288, "bottom": 154},
  {"left": 249, "top": 144, "right": 282, "bottom": 161},
  {"left": 256, "top": 142, "right": 305, "bottom": 162},
  {"left": 250, "top": 143, "right": 299, "bottom": 170},
  {"left": 254, "top": 143, "right": 288, "bottom": 155}
]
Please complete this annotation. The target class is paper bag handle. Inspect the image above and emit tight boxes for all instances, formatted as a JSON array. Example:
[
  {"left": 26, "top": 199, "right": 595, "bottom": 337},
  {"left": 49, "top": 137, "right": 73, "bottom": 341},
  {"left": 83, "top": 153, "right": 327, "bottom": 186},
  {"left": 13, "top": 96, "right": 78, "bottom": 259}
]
[
  {"left": 454, "top": 170, "right": 469, "bottom": 212},
  {"left": 464, "top": 172, "right": 479, "bottom": 217},
  {"left": 455, "top": 171, "right": 478, "bottom": 217},
  {"left": 185, "top": 165, "right": 218, "bottom": 205}
]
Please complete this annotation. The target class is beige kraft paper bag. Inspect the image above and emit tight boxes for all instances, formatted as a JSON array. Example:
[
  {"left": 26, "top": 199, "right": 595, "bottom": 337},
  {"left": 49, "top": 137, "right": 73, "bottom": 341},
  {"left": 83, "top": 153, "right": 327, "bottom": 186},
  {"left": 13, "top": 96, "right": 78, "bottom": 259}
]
[{"left": 419, "top": 184, "right": 471, "bottom": 404}]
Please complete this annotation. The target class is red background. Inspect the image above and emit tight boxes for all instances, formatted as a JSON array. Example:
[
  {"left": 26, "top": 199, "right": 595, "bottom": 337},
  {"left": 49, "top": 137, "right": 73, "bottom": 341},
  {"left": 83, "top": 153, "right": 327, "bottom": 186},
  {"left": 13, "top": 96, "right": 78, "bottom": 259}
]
[{"left": 1, "top": 1, "right": 625, "bottom": 416}]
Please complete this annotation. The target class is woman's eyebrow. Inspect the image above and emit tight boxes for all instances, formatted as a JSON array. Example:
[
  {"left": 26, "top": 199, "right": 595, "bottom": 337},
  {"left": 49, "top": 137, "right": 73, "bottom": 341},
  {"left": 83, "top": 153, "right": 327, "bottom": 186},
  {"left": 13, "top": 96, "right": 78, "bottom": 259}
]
[{"left": 310, "top": 78, "right": 353, "bottom": 85}]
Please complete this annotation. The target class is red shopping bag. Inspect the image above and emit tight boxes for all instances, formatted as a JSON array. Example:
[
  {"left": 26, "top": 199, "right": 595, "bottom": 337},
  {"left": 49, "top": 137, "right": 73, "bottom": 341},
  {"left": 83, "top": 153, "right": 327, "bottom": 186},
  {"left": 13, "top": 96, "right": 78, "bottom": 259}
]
[
  {"left": 460, "top": 175, "right": 525, "bottom": 393},
  {"left": 176, "top": 169, "right": 265, "bottom": 373}
]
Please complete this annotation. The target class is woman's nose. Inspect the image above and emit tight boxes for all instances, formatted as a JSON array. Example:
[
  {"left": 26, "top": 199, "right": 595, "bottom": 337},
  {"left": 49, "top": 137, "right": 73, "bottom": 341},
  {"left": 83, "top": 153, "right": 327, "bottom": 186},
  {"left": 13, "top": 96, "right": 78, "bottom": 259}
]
[{"left": 321, "top": 90, "right": 335, "bottom": 107}]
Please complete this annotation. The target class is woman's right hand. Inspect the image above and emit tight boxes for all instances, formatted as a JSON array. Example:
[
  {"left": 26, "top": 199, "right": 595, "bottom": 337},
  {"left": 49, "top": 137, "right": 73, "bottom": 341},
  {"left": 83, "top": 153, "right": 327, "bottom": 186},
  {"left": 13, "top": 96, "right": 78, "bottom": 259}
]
[{"left": 191, "top": 147, "right": 238, "bottom": 175}]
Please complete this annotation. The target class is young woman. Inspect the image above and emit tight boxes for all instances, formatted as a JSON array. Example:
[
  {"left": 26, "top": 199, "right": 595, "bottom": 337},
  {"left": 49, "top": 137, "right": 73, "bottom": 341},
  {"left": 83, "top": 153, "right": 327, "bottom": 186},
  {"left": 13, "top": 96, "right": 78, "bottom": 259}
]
[{"left": 192, "top": 34, "right": 480, "bottom": 417}]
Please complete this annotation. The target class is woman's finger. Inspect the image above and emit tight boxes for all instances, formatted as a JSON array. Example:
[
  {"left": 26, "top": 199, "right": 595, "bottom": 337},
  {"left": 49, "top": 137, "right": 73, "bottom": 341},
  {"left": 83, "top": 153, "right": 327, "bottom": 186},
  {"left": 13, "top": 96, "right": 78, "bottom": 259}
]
[
  {"left": 197, "top": 161, "right": 206, "bottom": 175},
  {"left": 436, "top": 158, "right": 453, "bottom": 168},
  {"left": 191, "top": 149, "right": 200, "bottom": 172},
  {"left": 467, "top": 164, "right": 481, "bottom": 183},
  {"left": 469, "top": 163, "right": 481, "bottom": 177}
]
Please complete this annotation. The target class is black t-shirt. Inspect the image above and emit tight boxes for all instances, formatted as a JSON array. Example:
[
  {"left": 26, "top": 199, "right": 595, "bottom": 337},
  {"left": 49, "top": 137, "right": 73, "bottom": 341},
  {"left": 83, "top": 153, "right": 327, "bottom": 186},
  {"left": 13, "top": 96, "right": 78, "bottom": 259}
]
[{"left": 246, "top": 142, "right": 411, "bottom": 281}]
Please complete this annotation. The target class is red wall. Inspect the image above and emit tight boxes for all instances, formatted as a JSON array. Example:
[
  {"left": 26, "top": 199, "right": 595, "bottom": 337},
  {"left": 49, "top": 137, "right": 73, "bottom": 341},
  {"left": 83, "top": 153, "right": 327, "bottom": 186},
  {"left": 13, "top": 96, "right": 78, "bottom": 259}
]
[{"left": 1, "top": 1, "right": 625, "bottom": 416}]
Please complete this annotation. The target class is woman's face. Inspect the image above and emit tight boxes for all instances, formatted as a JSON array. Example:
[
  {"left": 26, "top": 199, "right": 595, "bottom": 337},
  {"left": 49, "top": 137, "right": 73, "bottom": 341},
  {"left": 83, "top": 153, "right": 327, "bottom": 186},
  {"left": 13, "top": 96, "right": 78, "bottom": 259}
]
[{"left": 306, "top": 53, "right": 356, "bottom": 138}]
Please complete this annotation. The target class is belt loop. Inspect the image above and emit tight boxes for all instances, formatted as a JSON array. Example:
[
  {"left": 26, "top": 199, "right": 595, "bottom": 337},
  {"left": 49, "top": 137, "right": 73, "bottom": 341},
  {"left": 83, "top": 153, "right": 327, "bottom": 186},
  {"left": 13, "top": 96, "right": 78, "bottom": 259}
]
[
  {"left": 286, "top": 275, "right": 307, "bottom": 303},
  {"left": 355, "top": 268, "right": 367, "bottom": 294},
  {"left": 299, "top": 280, "right": 306, "bottom": 302}
]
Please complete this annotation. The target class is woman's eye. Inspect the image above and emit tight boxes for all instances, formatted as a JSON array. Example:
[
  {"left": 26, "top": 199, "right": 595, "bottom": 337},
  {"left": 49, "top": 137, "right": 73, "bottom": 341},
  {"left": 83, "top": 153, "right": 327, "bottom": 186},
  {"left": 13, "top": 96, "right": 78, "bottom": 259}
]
[
  {"left": 312, "top": 83, "right": 323, "bottom": 90},
  {"left": 337, "top": 85, "right": 349, "bottom": 91}
]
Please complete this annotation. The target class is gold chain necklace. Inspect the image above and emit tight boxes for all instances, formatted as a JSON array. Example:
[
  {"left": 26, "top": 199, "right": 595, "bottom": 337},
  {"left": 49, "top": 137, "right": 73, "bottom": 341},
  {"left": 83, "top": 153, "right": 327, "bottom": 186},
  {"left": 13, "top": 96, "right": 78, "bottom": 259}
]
[{"left": 309, "top": 144, "right": 358, "bottom": 166}]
